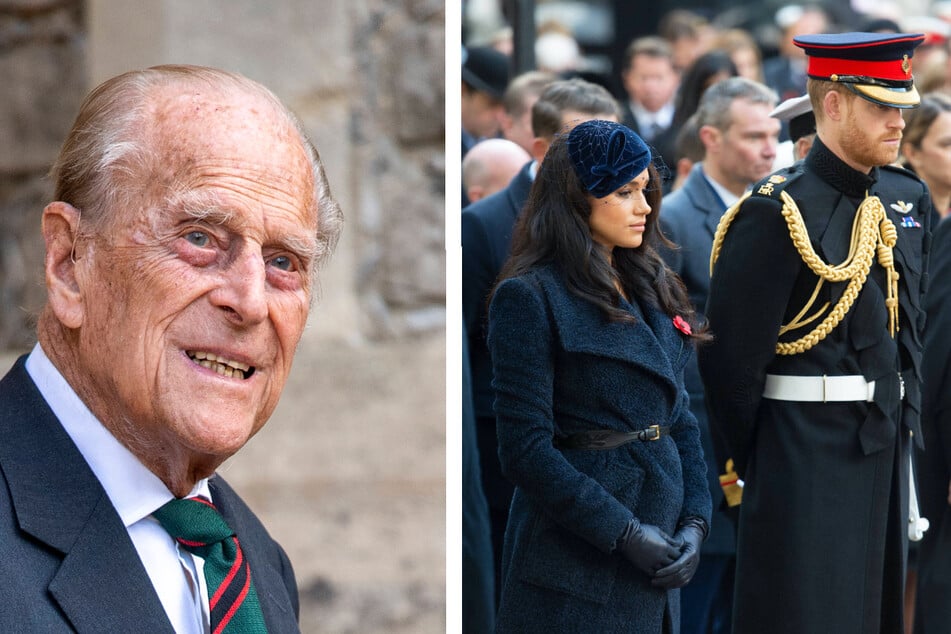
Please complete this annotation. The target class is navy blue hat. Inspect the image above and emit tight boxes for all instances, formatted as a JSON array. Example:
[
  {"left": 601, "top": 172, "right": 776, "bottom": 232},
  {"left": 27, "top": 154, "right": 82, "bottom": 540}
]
[
  {"left": 567, "top": 120, "right": 651, "bottom": 198},
  {"left": 793, "top": 32, "right": 926, "bottom": 108},
  {"left": 462, "top": 46, "right": 511, "bottom": 100}
]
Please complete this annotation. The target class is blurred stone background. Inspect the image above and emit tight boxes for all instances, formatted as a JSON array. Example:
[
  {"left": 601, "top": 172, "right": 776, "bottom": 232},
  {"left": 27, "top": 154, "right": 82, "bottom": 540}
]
[{"left": 0, "top": 1, "right": 446, "bottom": 632}]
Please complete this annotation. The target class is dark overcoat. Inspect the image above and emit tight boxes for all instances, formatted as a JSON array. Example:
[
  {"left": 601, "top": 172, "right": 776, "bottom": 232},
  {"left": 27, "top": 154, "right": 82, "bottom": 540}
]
[
  {"left": 699, "top": 138, "right": 930, "bottom": 634},
  {"left": 488, "top": 264, "right": 711, "bottom": 633},
  {"left": 914, "top": 215, "right": 951, "bottom": 633},
  {"left": 0, "top": 356, "right": 301, "bottom": 632}
]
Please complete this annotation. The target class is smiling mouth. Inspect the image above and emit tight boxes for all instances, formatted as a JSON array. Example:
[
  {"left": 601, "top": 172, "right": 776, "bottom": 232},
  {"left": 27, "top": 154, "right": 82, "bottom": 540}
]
[{"left": 187, "top": 351, "right": 255, "bottom": 379}]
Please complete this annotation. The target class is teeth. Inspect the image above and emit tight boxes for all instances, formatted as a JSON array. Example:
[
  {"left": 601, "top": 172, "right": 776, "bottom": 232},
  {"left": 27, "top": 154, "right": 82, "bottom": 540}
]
[{"left": 188, "top": 351, "right": 250, "bottom": 379}]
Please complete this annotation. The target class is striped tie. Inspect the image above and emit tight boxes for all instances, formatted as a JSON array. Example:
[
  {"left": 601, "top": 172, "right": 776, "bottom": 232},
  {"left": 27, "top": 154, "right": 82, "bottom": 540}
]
[{"left": 154, "top": 496, "right": 268, "bottom": 633}]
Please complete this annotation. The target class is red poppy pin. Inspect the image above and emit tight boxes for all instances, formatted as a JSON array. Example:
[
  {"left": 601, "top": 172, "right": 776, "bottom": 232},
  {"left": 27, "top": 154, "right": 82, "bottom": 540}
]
[{"left": 673, "top": 315, "right": 692, "bottom": 336}]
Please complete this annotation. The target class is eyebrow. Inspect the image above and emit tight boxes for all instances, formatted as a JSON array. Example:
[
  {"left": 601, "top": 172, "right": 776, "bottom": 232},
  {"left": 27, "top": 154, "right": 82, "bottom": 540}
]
[{"left": 169, "top": 189, "right": 321, "bottom": 263}]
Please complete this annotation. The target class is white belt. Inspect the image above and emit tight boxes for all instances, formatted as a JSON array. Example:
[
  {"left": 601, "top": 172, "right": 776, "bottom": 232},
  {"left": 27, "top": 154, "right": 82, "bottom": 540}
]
[{"left": 763, "top": 374, "right": 875, "bottom": 402}]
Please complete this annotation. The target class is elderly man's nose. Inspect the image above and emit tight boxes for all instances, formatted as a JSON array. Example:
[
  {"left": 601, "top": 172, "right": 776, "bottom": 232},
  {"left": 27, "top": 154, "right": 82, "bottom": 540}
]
[{"left": 211, "top": 250, "right": 268, "bottom": 324}]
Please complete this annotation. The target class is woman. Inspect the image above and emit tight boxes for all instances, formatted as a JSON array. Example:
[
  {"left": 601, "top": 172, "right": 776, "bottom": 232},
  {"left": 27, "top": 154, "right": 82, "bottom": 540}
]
[
  {"left": 901, "top": 91, "right": 951, "bottom": 218},
  {"left": 487, "top": 119, "right": 712, "bottom": 632}
]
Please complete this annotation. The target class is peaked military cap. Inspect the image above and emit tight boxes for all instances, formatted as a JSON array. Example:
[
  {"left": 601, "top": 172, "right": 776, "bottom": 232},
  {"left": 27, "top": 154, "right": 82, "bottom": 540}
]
[
  {"left": 770, "top": 94, "right": 816, "bottom": 143},
  {"left": 793, "top": 32, "right": 926, "bottom": 108}
]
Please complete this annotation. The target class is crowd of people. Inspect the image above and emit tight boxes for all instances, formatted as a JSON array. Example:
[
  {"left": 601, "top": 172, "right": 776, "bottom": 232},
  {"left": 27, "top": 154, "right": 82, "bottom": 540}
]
[{"left": 462, "top": 3, "right": 951, "bottom": 633}]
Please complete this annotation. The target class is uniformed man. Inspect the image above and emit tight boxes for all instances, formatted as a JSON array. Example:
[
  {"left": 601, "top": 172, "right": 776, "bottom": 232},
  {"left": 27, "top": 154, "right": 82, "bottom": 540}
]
[{"left": 699, "top": 32, "right": 932, "bottom": 633}]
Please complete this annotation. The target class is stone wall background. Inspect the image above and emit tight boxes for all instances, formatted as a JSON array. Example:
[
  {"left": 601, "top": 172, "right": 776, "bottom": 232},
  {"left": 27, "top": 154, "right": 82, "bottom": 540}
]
[{"left": 0, "top": 0, "right": 446, "bottom": 347}]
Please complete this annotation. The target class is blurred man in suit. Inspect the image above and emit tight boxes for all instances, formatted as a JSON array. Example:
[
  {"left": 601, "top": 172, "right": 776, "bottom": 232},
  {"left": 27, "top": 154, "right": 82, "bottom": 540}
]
[{"left": 619, "top": 36, "right": 680, "bottom": 145}]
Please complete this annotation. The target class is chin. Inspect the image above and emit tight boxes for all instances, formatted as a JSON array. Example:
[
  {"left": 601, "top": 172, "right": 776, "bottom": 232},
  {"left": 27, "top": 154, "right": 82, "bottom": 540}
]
[{"left": 177, "top": 413, "right": 261, "bottom": 459}]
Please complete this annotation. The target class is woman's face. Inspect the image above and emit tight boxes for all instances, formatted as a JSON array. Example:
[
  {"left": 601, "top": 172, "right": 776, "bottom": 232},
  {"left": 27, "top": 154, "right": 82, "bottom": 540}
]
[
  {"left": 904, "top": 110, "right": 951, "bottom": 197},
  {"left": 587, "top": 167, "right": 652, "bottom": 252}
]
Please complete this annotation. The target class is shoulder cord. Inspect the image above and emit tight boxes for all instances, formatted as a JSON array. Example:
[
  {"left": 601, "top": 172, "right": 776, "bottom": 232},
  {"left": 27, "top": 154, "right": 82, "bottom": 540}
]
[{"left": 710, "top": 191, "right": 899, "bottom": 356}]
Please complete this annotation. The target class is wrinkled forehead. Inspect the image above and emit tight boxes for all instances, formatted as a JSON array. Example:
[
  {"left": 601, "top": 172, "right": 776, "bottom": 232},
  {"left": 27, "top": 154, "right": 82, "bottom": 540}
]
[{"left": 146, "top": 86, "right": 315, "bottom": 201}]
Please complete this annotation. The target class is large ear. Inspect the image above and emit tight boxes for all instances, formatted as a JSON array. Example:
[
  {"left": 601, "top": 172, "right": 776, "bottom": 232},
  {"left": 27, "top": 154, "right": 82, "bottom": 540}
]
[
  {"left": 42, "top": 201, "right": 85, "bottom": 329},
  {"left": 824, "top": 89, "right": 844, "bottom": 122},
  {"left": 531, "top": 136, "right": 551, "bottom": 163},
  {"left": 698, "top": 124, "right": 720, "bottom": 152}
]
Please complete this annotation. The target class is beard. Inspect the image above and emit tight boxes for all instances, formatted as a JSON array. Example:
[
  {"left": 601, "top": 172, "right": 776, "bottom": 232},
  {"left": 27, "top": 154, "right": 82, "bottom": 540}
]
[{"left": 840, "top": 106, "right": 900, "bottom": 170}]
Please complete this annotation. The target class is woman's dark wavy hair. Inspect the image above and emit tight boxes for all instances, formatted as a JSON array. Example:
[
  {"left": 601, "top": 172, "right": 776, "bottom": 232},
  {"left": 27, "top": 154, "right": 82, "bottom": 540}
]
[{"left": 494, "top": 131, "right": 709, "bottom": 341}]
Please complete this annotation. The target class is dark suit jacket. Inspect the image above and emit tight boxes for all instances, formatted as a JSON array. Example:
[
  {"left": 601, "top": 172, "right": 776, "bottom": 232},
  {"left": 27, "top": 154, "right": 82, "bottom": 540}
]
[
  {"left": 660, "top": 163, "right": 735, "bottom": 557},
  {"left": 0, "top": 356, "right": 300, "bottom": 632},
  {"left": 462, "top": 160, "right": 534, "bottom": 420},
  {"left": 488, "top": 265, "right": 711, "bottom": 633}
]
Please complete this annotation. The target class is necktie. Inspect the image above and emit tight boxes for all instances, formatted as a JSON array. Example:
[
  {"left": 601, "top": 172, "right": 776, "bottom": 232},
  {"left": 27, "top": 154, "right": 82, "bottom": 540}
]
[{"left": 154, "top": 496, "right": 268, "bottom": 634}]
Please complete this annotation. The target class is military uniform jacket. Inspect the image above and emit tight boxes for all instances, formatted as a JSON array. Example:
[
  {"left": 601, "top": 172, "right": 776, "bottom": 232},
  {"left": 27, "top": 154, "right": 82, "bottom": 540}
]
[
  {"left": 699, "top": 138, "right": 930, "bottom": 634},
  {"left": 488, "top": 264, "right": 711, "bottom": 633}
]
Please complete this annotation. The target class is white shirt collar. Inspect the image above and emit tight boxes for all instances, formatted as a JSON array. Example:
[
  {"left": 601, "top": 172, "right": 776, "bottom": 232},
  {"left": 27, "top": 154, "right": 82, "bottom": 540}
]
[
  {"left": 630, "top": 100, "right": 675, "bottom": 131},
  {"left": 701, "top": 165, "right": 742, "bottom": 208},
  {"left": 24, "top": 343, "right": 210, "bottom": 526}
]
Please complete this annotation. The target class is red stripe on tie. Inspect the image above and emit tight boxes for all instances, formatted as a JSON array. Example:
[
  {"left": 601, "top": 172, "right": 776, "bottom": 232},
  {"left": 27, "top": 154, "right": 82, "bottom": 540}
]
[
  {"left": 213, "top": 560, "right": 252, "bottom": 634},
  {"left": 191, "top": 496, "right": 217, "bottom": 509},
  {"left": 210, "top": 537, "right": 244, "bottom": 610},
  {"left": 176, "top": 538, "right": 207, "bottom": 548}
]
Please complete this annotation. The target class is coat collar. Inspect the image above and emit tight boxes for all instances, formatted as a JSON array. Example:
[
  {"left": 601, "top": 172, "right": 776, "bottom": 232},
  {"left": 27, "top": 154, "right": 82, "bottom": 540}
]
[
  {"left": 0, "top": 356, "right": 175, "bottom": 632},
  {"left": 531, "top": 266, "right": 686, "bottom": 392}
]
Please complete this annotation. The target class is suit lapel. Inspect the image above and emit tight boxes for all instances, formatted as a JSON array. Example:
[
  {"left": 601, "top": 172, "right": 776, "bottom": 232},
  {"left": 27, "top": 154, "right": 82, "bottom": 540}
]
[
  {"left": 0, "top": 357, "right": 174, "bottom": 633},
  {"left": 210, "top": 479, "right": 301, "bottom": 633},
  {"left": 684, "top": 165, "right": 728, "bottom": 239}
]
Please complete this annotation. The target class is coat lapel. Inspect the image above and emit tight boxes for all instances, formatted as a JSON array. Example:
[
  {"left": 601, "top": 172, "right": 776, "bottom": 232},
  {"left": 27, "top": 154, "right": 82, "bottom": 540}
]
[
  {"left": 0, "top": 357, "right": 174, "bottom": 633},
  {"left": 534, "top": 268, "right": 680, "bottom": 391}
]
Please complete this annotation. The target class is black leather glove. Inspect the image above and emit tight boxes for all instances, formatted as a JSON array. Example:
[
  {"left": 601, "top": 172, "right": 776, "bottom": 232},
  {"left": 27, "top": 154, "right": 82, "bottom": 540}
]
[
  {"left": 652, "top": 516, "right": 708, "bottom": 589},
  {"left": 616, "top": 517, "right": 681, "bottom": 577}
]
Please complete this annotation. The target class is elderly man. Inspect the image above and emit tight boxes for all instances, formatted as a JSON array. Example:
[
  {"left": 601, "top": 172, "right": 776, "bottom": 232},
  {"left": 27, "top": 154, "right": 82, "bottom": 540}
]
[
  {"left": 0, "top": 65, "right": 342, "bottom": 632},
  {"left": 700, "top": 33, "right": 931, "bottom": 633}
]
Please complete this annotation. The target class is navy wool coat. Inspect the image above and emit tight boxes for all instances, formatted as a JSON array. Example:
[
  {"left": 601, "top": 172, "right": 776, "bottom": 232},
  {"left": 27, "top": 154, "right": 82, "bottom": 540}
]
[{"left": 488, "top": 265, "right": 711, "bottom": 633}]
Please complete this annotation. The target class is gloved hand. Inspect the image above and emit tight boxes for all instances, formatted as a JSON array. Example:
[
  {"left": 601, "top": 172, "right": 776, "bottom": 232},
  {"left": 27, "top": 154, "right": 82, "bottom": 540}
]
[
  {"left": 652, "top": 516, "right": 707, "bottom": 589},
  {"left": 616, "top": 517, "right": 681, "bottom": 577}
]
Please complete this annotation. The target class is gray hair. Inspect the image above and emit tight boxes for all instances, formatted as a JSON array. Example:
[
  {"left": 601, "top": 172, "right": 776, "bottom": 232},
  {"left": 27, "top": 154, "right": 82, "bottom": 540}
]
[
  {"left": 695, "top": 76, "right": 777, "bottom": 132},
  {"left": 49, "top": 64, "right": 343, "bottom": 272}
]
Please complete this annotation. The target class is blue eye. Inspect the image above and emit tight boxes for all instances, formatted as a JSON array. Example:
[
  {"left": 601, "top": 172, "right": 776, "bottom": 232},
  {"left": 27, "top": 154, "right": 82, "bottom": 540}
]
[
  {"left": 185, "top": 231, "right": 209, "bottom": 247},
  {"left": 270, "top": 255, "right": 294, "bottom": 271}
]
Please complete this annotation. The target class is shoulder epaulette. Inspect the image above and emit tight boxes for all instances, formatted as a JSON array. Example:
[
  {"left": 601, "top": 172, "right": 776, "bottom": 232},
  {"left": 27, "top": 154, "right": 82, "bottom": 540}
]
[{"left": 749, "top": 167, "right": 803, "bottom": 201}]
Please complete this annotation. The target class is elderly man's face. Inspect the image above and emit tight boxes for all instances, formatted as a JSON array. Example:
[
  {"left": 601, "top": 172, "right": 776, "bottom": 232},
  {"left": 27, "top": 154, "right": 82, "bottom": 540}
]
[{"left": 74, "top": 89, "right": 318, "bottom": 466}]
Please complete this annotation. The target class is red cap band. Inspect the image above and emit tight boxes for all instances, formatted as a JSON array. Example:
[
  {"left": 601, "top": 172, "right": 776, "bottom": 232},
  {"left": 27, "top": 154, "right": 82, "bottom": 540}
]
[{"left": 806, "top": 55, "right": 913, "bottom": 82}]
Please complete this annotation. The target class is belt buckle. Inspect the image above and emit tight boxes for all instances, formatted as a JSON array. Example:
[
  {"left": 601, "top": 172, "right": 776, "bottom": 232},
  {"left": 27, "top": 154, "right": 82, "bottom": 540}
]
[{"left": 647, "top": 424, "right": 661, "bottom": 441}]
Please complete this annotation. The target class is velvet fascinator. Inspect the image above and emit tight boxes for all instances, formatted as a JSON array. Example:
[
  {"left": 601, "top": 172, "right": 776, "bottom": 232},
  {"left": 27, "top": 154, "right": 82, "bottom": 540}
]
[{"left": 567, "top": 120, "right": 652, "bottom": 199}]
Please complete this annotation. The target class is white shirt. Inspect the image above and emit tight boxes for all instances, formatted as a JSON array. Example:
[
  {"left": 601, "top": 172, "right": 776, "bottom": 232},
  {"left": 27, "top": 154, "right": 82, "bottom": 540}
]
[
  {"left": 629, "top": 101, "right": 674, "bottom": 141},
  {"left": 703, "top": 169, "right": 742, "bottom": 210},
  {"left": 26, "top": 344, "right": 211, "bottom": 634}
]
